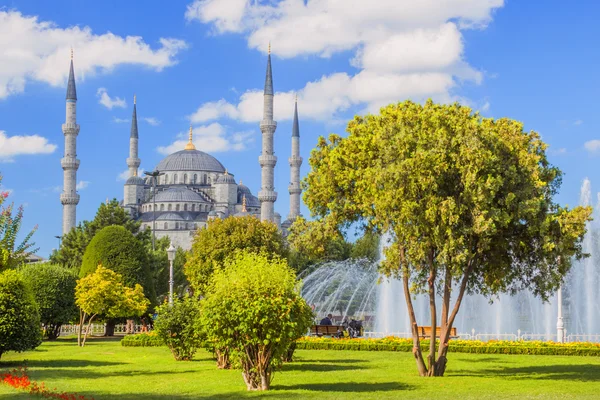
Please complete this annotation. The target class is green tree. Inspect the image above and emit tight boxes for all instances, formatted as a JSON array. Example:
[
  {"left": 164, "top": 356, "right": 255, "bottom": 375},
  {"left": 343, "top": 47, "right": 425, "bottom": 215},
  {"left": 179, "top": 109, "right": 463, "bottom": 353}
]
[
  {"left": 75, "top": 265, "right": 149, "bottom": 346},
  {"left": 50, "top": 199, "right": 149, "bottom": 269},
  {"left": 154, "top": 296, "right": 203, "bottom": 361},
  {"left": 0, "top": 197, "right": 38, "bottom": 271},
  {"left": 350, "top": 231, "right": 380, "bottom": 262},
  {"left": 148, "top": 236, "right": 189, "bottom": 302},
  {"left": 0, "top": 269, "right": 42, "bottom": 359},
  {"left": 20, "top": 263, "right": 78, "bottom": 340},
  {"left": 201, "top": 251, "right": 313, "bottom": 391},
  {"left": 185, "top": 216, "right": 287, "bottom": 295},
  {"left": 303, "top": 100, "right": 591, "bottom": 377},
  {"left": 287, "top": 217, "right": 352, "bottom": 273}
]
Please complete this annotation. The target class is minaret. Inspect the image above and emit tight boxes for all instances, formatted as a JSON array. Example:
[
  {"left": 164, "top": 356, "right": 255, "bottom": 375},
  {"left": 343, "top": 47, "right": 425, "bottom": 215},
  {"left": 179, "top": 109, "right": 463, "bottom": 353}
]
[
  {"left": 287, "top": 95, "right": 302, "bottom": 221},
  {"left": 127, "top": 95, "right": 141, "bottom": 177},
  {"left": 60, "top": 49, "right": 80, "bottom": 235},
  {"left": 258, "top": 43, "right": 278, "bottom": 223}
]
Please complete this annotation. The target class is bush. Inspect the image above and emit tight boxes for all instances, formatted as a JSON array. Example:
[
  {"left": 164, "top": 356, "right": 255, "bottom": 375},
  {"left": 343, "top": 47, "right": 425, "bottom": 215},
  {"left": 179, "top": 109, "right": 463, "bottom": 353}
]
[
  {"left": 185, "top": 216, "right": 288, "bottom": 295},
  {"left": 154, "top": 296, "right": 203, "bottom": 361},
  {"left": 0, "top": 270, "right": 42, "bottom": 359},
  {"left": 121, "top": 333, "right": 164, "bottom": 347},
  {"left": 201, "top": 251, "right": 313, "bottom": 391},
  {"left": 19, "top": 263, "right": 78, "bottom": 340},
  {"left": 295, "top": 337, "right": 600, "bottom": 356}
]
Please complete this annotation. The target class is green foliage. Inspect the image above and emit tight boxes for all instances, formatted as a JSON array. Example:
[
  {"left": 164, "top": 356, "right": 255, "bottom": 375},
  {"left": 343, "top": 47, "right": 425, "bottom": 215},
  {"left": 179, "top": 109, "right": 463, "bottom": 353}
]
[
  {"left": 80, "top": 225, "right": 153, "bottom": 300},
  {"left": 50, "top": 199, "right": 148, "bottom": 269},
  {"left": 19, "top": 263, "right": 78, "bottom": 340},
  {"left": 185, "top": 215, "right": 288, "bottom": 295},
  {"left": 75, "top": 265, "right": 149, "bottom": 346},
  {"left": 287, "top": 217, "right": 352, "bottom": 273},
  {"left": 0, "top": 198, "right": 38, "bottom": 271},
  {"left": 201, "top": 251, "right": 313, "bottom": 391},
  {"left": 303, "top": 100, "right": 592, "bottom": 376},
  {"left": 120, "top": 333, "right": 164, "bottom": 347},
  {"left": 0, "top": 270, "right": 42, "bottom": 359},
  {"left": 154, "top": 296, "right": 204, "bottom": 361},
  {"left": 148, "top": 236, "right": 188, "bottom": 302},
  {"left": 296, "top": 337, "right": 600, "bottom": 356},
  {"left": 350, "top": 231, "right": 380, "bottom": 262}
]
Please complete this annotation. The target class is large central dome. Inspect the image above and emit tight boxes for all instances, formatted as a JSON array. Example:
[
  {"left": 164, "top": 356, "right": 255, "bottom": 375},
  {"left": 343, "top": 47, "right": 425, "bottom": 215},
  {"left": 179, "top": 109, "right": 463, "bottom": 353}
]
[{"left": 155, "top": 149, "right": 226, "bottom": 173}]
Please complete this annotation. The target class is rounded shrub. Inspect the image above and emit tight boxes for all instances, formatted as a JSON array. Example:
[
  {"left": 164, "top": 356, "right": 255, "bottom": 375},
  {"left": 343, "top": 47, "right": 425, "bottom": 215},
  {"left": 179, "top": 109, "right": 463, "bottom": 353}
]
[
  {"left": 201, "top": 251, "right": 313, "bottom": 391},
  {"left": 154, "top": 296, "right": 203, "bottom": 361},
  {"left": 0, "top": 270, "right": 42, "bottom": 359},
  {"left": 20, "top": 263, "right": 78, "bottom": 340}
]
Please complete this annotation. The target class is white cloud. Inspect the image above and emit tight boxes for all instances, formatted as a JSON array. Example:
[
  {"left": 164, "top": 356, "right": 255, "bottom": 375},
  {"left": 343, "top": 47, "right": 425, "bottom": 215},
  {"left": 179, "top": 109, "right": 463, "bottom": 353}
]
[
  {"left": 0, "top": 130, "right": 57, "bottom": 162},
  {"left": 574, "top": 120, "right": 583, "bottom": 126},
  {"left": 142, "top": 117, "right": 161, "bottom": 126},
  {"left": 97, "top": 88, "right": 126, "bottom": 109},
  {"left": 157, "top": 123, "right": 254, "bottom": 154},
  {"left": 113, "top": 117, "right": 129, "bottom": 123},
  {"left": 0, "top": 10, "right": 187, "bottom": 99},
  {"left": 117, "top": 168, "right": 146, "bottom": 181},
  {"left": 76, "top": 181, "right": 90, "bottom": 190},
  {"left": 186, "top": 0, "right": 503, "bottom": 122},
  {"left": 584, "top": 140, "right": 600, "bottom": 154}
]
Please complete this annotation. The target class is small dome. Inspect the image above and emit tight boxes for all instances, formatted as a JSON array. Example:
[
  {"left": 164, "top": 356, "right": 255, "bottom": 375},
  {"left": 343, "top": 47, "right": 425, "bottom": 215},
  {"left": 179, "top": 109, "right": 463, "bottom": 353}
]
[
  {"left": 125, "top": 176, "right": 145, "bottom": 185},
  {"left": 153, "top": 188, "right": 207, "bottom": 203},
  {"left": 156, "top": 212, "right": 185, "bottom": 221},
  {"left": 208, "top": 210, "right": 217, "bottom": 216},
  {"left": 216, "top": 173, "right": 236, "bottom": 184},
  {"left": 155, "top": 149, "right": 226, "bottom": 173},
  {"left": 238, "top": 183, "right": 251, "bottom": 195}
]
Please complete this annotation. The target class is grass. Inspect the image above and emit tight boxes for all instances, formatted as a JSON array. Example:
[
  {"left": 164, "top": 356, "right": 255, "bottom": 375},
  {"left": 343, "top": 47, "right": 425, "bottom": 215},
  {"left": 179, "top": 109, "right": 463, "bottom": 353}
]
[{"left": 1, "top": 338, "right": 600, "bottom": 399}]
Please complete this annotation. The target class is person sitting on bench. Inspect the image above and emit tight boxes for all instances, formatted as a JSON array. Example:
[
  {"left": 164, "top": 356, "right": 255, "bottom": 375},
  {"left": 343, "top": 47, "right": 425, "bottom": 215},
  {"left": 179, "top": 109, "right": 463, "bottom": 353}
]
[{"left": 319, "top": 314, "right": 333, "bottom": 326}]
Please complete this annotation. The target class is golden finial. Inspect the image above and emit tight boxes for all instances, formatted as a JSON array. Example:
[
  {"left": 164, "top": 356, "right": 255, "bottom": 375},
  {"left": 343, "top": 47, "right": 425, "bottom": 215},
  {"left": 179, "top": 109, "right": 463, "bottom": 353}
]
[
  {"left": 185, "top": 125, "right": 196, "bottom": 150},
  {"left": 239, "top": 179, "right": 243, "bottom": 185},
  {"left": 268, "top": 42, "right": 271, "bottom": 55},
  {"left": 134, "top": 94, "right": 136, "bottom": 105},
  {"left": 242, "top": 194, "right": 247, "bottom": 213},
  {"left": 105, "top": 197, "right": 109, "bottom": 205},
  {"left": 70, "top": 47, "right": 73, "bottom": 60},
  {"left": 224, "top": 169, "right": 228, "bottom": 176}
]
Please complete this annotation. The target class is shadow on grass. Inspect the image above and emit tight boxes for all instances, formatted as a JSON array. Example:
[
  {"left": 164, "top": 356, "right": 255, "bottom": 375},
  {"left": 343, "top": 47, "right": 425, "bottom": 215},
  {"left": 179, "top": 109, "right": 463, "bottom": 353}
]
[
  {"left": 275, "top": 382, "right": 413, "bottom": 392},
  {"left": 453, "top": 364, "right": 600, "bottom": 381},
  {"left": 453, "top": 356, "right": 508, "bottom": 364},
  {"left": 283, "top": 362, "right": 363, "bottom": 372},
  {"left": 290, "top": 358, "right": 369, "bottom": 364}
]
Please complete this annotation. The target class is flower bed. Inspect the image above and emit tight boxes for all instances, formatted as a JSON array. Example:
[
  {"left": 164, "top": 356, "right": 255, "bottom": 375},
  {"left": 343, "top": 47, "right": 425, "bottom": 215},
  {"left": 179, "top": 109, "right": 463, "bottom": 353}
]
[
  {"left": 295, "top": 337, "right": 600, "bottom": 356},
  {"left": 120, "top": 332, "right": 164, "bottom": 347},
  {"left": 1, "top": 367, "right": 94, "bottom": 399}
]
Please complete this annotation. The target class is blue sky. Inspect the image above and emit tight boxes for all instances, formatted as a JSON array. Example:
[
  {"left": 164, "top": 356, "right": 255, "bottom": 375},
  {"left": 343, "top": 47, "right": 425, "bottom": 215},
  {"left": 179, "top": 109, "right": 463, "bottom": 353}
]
[{"left": 0, "top": 0, "right": 598, "bottom": 257}]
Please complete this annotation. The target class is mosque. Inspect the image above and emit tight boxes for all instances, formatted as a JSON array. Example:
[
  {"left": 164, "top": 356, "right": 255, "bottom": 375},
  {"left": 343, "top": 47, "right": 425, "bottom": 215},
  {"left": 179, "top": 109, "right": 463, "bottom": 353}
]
[{"left": 59, "top": 49, "right": 303, "bottom": 249}]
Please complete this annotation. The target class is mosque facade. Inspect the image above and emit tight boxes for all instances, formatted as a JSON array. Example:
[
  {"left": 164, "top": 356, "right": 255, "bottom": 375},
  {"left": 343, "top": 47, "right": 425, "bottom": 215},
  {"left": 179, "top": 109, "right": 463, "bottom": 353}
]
[{"left": 61, "top": 50, "right": 303, "bottom": 249}]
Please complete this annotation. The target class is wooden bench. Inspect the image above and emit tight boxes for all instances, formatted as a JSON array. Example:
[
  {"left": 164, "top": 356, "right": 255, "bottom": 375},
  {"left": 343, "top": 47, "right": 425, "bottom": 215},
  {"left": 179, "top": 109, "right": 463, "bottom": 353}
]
[
  {"left": 418, "top": 326, "right": 458, "bottom": 339},
  {"left": 310, "top": 325, "right": 344, "bottom": 337}
]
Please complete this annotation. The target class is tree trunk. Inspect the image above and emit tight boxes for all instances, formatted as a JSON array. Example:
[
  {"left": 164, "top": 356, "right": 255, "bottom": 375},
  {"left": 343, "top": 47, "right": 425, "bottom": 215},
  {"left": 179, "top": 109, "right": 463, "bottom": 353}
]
[
  {"left": 283, "top": 342, "right": 296, "bottom": 362},
  {"left": 402, "top": 265, "right": 428, "bottom": 376},
  {"left": 77, "top": 311, "right": 86, "bottom": 347},
  {"left": 104, "top": 319, "right": 116, "bottom": 337},
  {"left": 216, "top": 347, "right": 231, "bottom": 369},
  {"left": 426, "top": 255, "right": 437, "bottom": 377},
  {"left": 82, "top": 314, "right": 96, "bottom": 347}
]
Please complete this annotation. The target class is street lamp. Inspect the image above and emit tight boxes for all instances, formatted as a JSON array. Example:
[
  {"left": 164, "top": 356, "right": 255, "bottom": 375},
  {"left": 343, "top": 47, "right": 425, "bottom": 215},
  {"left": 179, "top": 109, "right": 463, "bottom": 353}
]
[
  {"left": 144, "top": 170, "right": 164, "bottom": 251},
  {"left": 54, "top": 235, "right": 62, "bottom": 248},
  {"left": 167, "top": 242, "right": 176, "bottom": 306},
  {"left": 557, "top": 284, "right": 564, "bottom": 343}
]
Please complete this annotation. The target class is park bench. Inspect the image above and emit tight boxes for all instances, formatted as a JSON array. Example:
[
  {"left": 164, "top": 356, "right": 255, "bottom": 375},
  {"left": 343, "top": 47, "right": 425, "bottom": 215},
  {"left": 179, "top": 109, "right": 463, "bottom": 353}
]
[
  {"left": 418, "top": 326, "right": 458, "bottom": 339},
  {"left": 310, "top": 325, "right": 344, "bottom": 337}
]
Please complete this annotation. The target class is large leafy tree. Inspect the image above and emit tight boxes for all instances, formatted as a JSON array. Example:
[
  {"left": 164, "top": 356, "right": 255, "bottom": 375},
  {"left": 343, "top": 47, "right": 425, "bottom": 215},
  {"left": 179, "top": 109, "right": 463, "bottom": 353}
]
[
  {"left": 185, "top": 215, "right": 288, "bottom": 295},
  {"left": 303, "top": 100, "right": 591, "bottom": 377},
  {"left": 0, "top": 179, "right": 38, "bottom": 270},
  {"left": 20, "top": 263, "right": 78, "bottom": 340},
  {"left": 75, "top": 265, "right": 149, "bottom": 346},
  {"left": 0, "top": 270, "right": 42, "bottom": 359},
  {"left": 202, "top": 251, "right": 313, "bottom": 391},
  {"left": 50, "top": 199, "right": 149, "bottom": 269}
]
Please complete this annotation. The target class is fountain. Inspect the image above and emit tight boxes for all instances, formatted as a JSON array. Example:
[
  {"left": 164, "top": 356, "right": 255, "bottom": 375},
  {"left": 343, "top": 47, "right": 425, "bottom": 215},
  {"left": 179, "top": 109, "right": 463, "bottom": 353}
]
[{"left": 300, "top": 178, "right": 600, "bottom": 341}]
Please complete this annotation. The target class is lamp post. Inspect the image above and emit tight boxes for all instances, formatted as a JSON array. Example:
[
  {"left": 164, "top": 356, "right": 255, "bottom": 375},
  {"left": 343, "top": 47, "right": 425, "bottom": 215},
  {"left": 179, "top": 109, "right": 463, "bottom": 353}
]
[
  {"left": 557, "top": 284, "right": 564, "bottom": 343},
  {"left": 167, "top": 242, "right": 176, "bottom": 306},
  {"left": 54, "top": 235, "right": 62, "bottom": 248},
  {"left": 144, "top": 170, "right": 164, "bottom": 251}
]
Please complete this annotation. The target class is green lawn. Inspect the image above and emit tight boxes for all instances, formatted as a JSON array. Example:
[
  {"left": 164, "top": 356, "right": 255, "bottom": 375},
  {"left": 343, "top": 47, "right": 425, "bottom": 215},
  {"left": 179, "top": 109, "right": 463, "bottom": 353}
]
[{"left": 1, "top": 338, "right": 600, "bottom": 399}]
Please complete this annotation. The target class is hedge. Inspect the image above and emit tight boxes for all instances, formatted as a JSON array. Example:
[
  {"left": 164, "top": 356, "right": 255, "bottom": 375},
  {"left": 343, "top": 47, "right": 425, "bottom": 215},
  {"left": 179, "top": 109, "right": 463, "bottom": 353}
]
[
  {"left": 295, "top": 337, "right": 600, "bottom": 357},
  {"left": 121, "top": 333, "right": 164, "bottom": 347}
]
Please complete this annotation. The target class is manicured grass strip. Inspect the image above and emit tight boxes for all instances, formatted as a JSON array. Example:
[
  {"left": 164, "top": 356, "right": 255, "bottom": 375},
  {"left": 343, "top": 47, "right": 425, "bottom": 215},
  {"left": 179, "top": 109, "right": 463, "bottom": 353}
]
[{"left": 296, "top": 337, "right": 600, "bottom": 356}]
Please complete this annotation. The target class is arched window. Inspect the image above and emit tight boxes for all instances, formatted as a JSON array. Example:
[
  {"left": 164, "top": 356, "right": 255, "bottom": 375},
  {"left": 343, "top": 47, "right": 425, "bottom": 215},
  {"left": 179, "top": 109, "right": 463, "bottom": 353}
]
[
  {"left": 184, "top": 174, "right": 188, "bottom": 184},
  {"left": 175, "top": 222, "right": 179, "bottom": 230},
  {"left": 168, "top": 204, "right": 172, "bottom": 211},
  {"left": 176, "top": 204, "right": 180, "bottom": 211},
  {"left": 194, "top": 223, "right": 197, "bottom": 230},
  {"left": 193, "top": 174, "right": 198, "bottom": 184},
  {"left": 184, "top": 204, "right": 188, "bottom": 211},
  {"left": 164, "top": 175, "right": 169, "bottom": 185},
  {"left": 203, "top": 174, "right": 207, "bottom": 184},
  {"left": 154, "top": 204, "right": 157, "bottom": 210},
  {"left": 191, "top": 204, "right": 195, "bottom": 212},
  {"left": 164, "top": 222, "right": 168, "bottom": 230},
  {"left": 160, "top": 204, "right": 164, "bottom": 211},
  {"left": 174, "top": 174, "right": 178, "bottom": 184}
]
